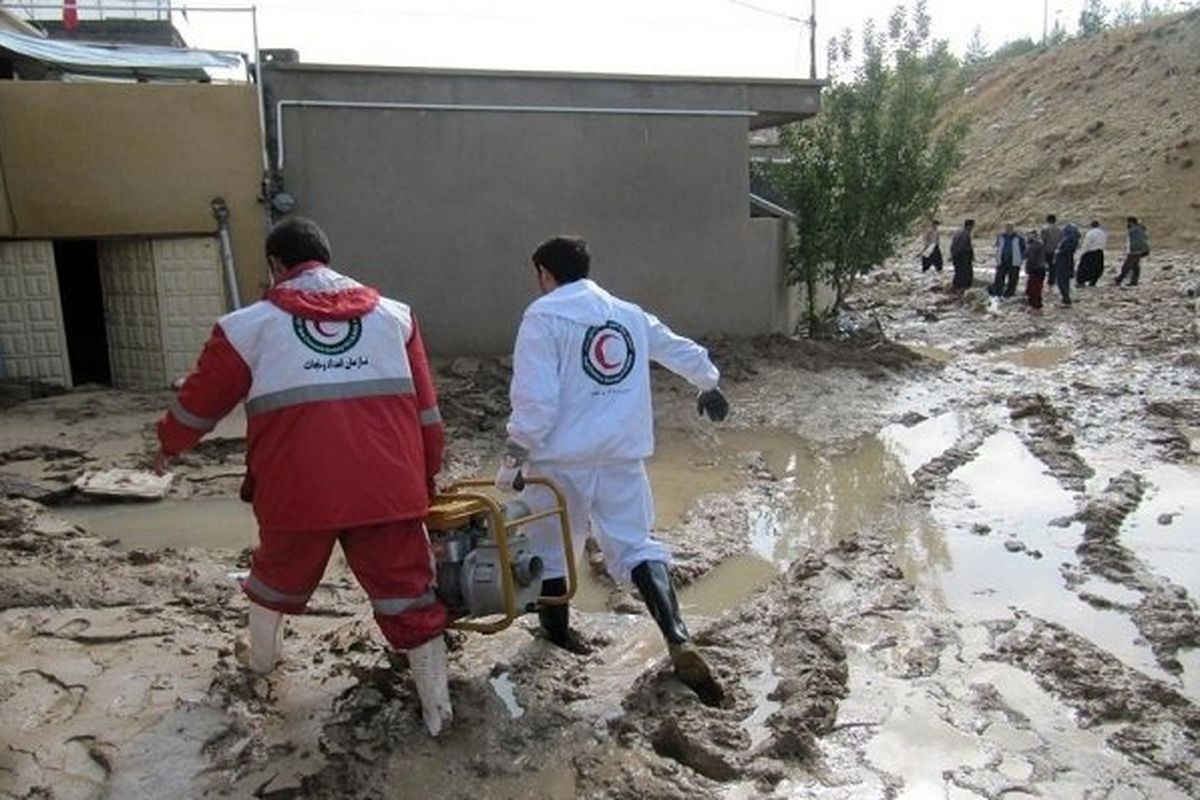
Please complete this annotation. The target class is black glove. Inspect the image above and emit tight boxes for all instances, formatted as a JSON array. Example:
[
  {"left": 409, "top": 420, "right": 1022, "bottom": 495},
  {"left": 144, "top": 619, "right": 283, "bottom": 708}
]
[{"left": 696, "top": 388, "right": 729, "bottom": 422}]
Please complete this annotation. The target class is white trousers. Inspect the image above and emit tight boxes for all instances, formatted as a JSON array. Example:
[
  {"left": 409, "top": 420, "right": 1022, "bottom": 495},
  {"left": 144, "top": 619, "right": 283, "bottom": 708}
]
[{"left": 522, "top": 460, "right": 670, "bottom": 585}]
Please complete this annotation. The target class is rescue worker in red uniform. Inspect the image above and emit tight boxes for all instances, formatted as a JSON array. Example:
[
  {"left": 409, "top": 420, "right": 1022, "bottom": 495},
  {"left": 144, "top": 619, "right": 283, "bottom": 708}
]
[{"left": 154, "top": 217, "right": 453, "bottom": 736}]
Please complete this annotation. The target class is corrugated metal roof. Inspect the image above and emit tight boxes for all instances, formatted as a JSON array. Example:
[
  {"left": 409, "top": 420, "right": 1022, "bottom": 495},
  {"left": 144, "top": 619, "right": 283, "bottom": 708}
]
[{"left": 0, "top": 30, "right": 241, "bottom": 79}]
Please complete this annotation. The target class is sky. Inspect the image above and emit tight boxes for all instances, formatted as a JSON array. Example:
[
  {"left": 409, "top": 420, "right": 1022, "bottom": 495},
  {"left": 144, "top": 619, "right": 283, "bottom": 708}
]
[
  {"left": 167, "top": 0, "right": 1096, "bottom": 77},
  {"left": 13, "top": 0, "right": 1104, "bottom": 76}
]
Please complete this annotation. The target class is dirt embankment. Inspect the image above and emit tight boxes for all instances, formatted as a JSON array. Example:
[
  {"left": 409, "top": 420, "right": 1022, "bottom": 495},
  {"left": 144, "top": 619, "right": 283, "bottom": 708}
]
[{"left": 943, "top": 10, "right": 1200, "bottom": 248}]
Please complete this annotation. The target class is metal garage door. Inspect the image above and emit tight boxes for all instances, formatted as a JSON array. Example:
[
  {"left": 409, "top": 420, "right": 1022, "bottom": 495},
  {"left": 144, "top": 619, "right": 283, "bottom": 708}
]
[
  {"left": 153, "top": 237, "right": 225, "bottom": 384},
  {"left": 98, "top": 237, "right": 226, "bottom": 389},
  {"left": 0, "top": 240, "right": 72, "bottom": 387},
  {"left": 99, "top": 239, "right": 165, "bottom": 390}
]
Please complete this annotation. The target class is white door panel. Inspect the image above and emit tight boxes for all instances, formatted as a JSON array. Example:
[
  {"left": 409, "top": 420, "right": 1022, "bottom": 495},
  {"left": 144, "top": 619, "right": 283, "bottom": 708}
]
[
  {"left": 153, "top": 237, "right": 225, "bottom": 383},
  {"left": 99, "top": 238, "right": 165, "bottom": 389},
  {"left": 0, "top": 240, "right": 72, "bottom": 387}
]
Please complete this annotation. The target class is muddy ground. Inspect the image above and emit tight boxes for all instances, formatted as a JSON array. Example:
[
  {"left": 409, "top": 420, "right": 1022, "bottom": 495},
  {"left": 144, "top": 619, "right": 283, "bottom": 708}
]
[{"left": 1, "top": 253, "right": 1198, "bottom": 799}]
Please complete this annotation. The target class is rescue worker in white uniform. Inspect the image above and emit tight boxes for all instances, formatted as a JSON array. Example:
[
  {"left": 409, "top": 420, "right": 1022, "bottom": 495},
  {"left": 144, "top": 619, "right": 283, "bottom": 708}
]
[{"left": 496, "top": 236, "right": 729, "bottom": 705}]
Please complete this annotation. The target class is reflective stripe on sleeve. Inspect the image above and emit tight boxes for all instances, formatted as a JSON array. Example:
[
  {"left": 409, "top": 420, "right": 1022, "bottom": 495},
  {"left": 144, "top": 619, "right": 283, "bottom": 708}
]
[
  {"left": 372, "top": 590, "right": 437, "bottom": 616},
  {"left": 246, "top": 377, "right": 415, "bottom": 417},
  {"left": 170, "top": 397, "right": 219, "bottom": 432},
  {"left": 243, "top": 573, "right": 313, "bottom": 607},
  {"left": 419, "top": 406, "right": 442, "bottom": 425}
]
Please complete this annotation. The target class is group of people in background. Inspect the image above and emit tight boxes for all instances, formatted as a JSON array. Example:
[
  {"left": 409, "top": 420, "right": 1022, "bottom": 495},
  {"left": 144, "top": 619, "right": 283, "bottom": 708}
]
[{"left": 921, "top": 214, "right": 1151, "bottom": 313}]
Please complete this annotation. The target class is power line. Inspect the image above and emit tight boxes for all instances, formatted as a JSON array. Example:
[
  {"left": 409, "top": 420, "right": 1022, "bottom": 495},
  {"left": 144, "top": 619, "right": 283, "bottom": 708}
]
[{"left": 725, "top": 0, "right": 806, "bottom": 25}]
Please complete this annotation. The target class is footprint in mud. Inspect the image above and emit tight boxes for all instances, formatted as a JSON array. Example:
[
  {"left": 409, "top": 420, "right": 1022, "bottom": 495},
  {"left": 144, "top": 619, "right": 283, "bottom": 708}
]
[
  {"left": 15, "top": 668, "right": 88, "bottom": 725},
  {"left": 53, "top": 617, "right": 92, "bottom": 638}
]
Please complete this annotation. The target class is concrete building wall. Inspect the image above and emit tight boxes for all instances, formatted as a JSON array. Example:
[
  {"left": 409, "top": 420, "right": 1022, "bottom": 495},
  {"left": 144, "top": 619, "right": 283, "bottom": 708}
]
[
  {"left": 0, "top": 82, "right": 266, "bottom": 300},
  {"left": 266, "top": 66, "right": 819, "bottom": 354}
]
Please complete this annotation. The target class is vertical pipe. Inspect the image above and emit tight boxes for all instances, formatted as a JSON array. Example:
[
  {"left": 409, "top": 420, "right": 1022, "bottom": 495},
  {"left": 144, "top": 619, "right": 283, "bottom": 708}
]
[{"left": 212, "top": 198, "right": 242, "bottom": 310}]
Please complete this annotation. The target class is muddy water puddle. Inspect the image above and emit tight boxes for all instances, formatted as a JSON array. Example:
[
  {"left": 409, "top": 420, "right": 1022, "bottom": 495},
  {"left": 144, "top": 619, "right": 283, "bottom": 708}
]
[
  {"left": 881, "top": 411, "right": 962, "bottom": 476},
  {"left": 992, "top": 344, "right": 1072, "bottom": 369},
  {"left": 933, "top": 431, "right": 1187, "bottom": 689},
  {"left": 56, "top": 497, "right": 256, "bottom": 551},
  {"left": 52, "top": 423, "right": 1188, "bottom": 698},
  {"left": 1119, "top": 463, "right": 1200, "bottom": 599},
  {"left": 903, "top": 342, "right": 956, "bottom": 363}
]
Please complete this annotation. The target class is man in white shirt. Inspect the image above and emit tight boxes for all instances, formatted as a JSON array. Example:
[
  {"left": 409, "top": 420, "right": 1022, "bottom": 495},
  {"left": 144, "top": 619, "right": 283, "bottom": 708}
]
[
  {"left": 496, "top": 236, "right": 728, "bottom": 706},
  {"left": 1077, "top": 220, "right": 1108, "bottom": 287}
]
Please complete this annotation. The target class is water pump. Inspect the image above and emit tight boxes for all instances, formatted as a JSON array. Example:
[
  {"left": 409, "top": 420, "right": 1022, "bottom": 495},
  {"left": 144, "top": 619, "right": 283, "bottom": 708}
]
[{"left": 425, "top": 478, "right": 576, "bottom": 634}]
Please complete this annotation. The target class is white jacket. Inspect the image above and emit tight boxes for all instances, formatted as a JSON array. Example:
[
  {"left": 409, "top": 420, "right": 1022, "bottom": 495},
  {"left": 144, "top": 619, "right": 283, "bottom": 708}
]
[
  {"left": 506, "top": 279, "right": 719, "bottom": 464},
  {"left": 1081, "top": 227, "right": 1107, "bottom": 253}
]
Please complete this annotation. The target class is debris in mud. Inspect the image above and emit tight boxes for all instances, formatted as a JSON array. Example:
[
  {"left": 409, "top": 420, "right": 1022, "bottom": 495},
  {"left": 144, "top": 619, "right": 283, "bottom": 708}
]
[
  {"left": 74, "top": 468, "right": 174, "bottom": 499},
  {"left": 0, "top": 377, "right": 67, "bottom": 409},
  {"left": 0, "top": 473, "right": 74, "bottom": 504},
  {"left": 702, "top": 332, "right": 935, "bottom": 383}
]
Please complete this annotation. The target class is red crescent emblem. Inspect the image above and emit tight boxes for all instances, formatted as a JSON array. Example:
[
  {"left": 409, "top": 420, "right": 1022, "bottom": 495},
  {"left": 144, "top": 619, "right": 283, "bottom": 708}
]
[
  {"left": 313, "top": 321, "right": 338, "bottom": 338},
  {"left": 593, "top": 333, "right": 619, "bottom": 370}
]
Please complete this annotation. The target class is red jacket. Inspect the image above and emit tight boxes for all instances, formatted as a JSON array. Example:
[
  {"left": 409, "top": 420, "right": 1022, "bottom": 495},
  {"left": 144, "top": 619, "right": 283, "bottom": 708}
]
[{"left": 157, "top": 262, "right": 444, "bottom": 531}]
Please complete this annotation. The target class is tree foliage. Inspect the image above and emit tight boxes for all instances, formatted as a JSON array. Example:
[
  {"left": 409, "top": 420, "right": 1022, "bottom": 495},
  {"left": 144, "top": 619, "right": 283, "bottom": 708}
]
[
  {"left": 964, "top": 25, "right": 990, "bottom": 65},
  {"left": 1079, "top": 0, "right": 1110, "bottom": 36},
  {"left": 991, "top": 36, "right": 1039, "bottom": 61},
  {"left": 760, "top": 1, "right": 967, "bottom": 336}
]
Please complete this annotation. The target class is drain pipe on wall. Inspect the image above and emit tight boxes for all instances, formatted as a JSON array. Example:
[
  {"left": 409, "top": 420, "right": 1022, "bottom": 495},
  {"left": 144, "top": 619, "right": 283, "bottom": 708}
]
[{"left": 212, "top": 197, "right": 243, "bottom": 311}]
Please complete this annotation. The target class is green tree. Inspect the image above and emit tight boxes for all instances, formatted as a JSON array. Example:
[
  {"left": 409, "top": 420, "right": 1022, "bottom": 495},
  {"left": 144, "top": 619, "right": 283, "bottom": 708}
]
[
  {"left": 761, "top": 1, "right": 967, "bottom": 336},
  {"left": 992, "top": 36, "right": 1039, "bottom": 61},
  {"left": 1113, "top": 1, "right": 1138, "bottom": 25},
  {"left": 964, "top": 25, "right": 990, "bottom": 65},
  {"left": 1079, "top": 0, "right": 1109, "bottom": 35}
]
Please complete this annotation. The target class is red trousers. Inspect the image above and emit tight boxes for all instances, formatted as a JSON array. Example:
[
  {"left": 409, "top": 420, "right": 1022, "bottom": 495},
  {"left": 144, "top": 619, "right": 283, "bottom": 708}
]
[
  {"left": 243, "top": 518, "right": 447, "bottom": 650},
  {"left": 1025, "top": 270, "right": 1045, "bottom": 309}
]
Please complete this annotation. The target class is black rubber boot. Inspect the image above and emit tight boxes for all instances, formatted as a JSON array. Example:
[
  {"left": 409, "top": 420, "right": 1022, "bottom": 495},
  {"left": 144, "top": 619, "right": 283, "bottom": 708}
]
[
  {"left": 630, "top": 561, "right": 725, "bottom": 707},
  {"left": 537, "top": 577, "right": 592, "bottom": 655}
]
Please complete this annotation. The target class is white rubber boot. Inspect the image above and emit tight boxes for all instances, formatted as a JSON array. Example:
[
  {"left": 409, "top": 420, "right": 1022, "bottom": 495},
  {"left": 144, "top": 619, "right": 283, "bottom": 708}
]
[
  {"left": 247, "top": 602, "right": 284, "bottom": 675},
  {"left": 406, "top": 636, "right": 453, "bottom": 737}
]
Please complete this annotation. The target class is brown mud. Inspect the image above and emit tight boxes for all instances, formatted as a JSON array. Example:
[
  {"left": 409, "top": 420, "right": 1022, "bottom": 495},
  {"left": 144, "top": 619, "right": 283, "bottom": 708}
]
[{"left": 2, "top": 250, "right": 1199, "bottom": 799}]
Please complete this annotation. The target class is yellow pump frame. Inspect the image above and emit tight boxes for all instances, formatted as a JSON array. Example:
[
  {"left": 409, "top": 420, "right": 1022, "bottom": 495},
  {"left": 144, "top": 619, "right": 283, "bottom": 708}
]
[{"left": 425, "top": 477, "right": 577, "bottom": 634}]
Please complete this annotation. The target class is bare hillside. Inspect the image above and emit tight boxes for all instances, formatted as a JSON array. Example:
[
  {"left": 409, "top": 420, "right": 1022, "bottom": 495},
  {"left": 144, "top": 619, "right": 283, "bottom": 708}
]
[{"left": 942, "top": 9, "right": 1200, "bottom": 247}]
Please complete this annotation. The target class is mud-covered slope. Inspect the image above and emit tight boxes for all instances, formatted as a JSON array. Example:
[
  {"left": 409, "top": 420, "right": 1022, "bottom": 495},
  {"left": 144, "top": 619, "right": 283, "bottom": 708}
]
[{"left": 942, "top": 9, "right": 1200, "bottom": 247}]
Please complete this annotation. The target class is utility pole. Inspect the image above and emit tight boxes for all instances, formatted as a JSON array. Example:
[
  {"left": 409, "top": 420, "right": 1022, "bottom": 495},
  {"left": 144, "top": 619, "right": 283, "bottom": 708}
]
[
  {"left": 808, "top": 0, "right": 817, "bottom": 79},
  {"left": 1042, "top": 0, "right": 1048, "bottom": 44}
]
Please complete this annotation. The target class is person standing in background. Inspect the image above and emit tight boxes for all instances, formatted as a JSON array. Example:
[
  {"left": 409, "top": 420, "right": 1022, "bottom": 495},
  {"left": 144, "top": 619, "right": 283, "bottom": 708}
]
[{"left": 1077, "top": 220, "right": 1107, "bottom": 286}]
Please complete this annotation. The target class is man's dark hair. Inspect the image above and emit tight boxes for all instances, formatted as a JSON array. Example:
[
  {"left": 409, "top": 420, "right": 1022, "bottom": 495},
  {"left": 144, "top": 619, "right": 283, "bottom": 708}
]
[
  {"left": 964, "top": 218, "right": 975, "bottom": 228},
  {"left": 532, "top": 236, "right": 590, "bottom": 284},
  {"left": 1090, "top": 220, "right": 1100, "bottom": 227},
  {"left": 265, "top": 216, "right": 332, "bottom": 268},
  {"left": 1127, "top": 216, "right": 1139, "bottom": 225},
  {"left": 1046, "top": 214, "right": 1057, "bottom": 223}
]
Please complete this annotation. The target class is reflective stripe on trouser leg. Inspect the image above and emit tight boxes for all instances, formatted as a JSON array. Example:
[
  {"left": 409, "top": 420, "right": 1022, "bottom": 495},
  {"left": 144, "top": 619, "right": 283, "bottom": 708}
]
[
  {"left": 590, "top": 460, "right": 670, "bottom": 585},
  {"left": 242, "top": 572, "right": 314, "bottom": 611},
  {"left": 372, "top": 590, "right": 437, "bottom": 616},
  {"left": 244, "top": 527, "right": 340, "bottom": 613}
]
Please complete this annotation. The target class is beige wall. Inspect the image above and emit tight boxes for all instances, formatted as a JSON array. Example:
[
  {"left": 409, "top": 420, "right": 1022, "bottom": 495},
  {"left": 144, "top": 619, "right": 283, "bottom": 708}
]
[{"left": 0, "top": 82, "right": 266, "bottom": 303}]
